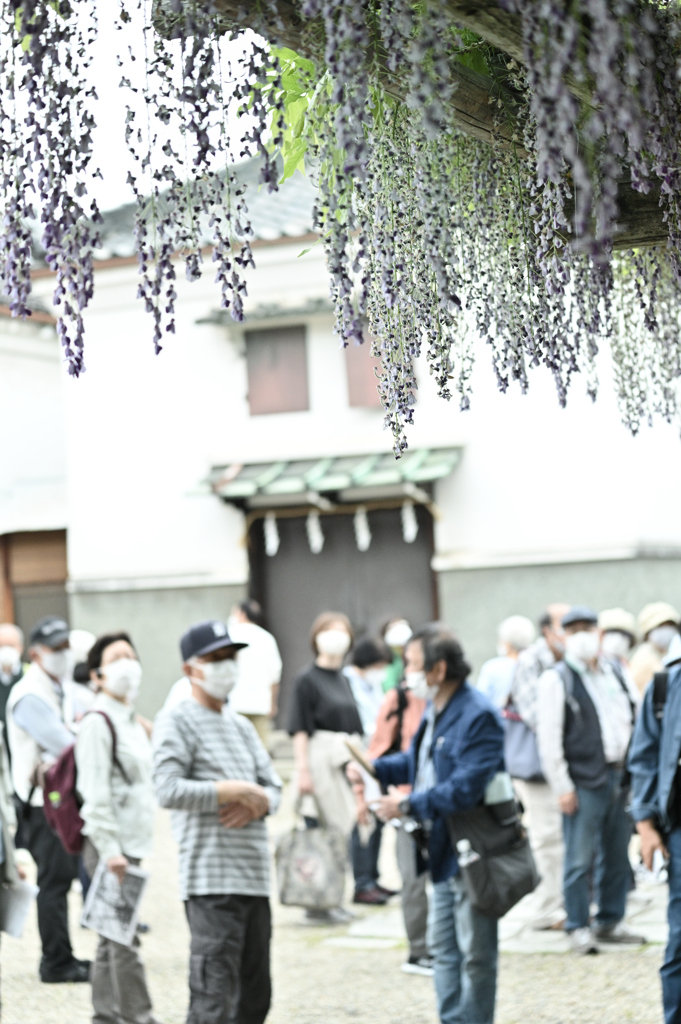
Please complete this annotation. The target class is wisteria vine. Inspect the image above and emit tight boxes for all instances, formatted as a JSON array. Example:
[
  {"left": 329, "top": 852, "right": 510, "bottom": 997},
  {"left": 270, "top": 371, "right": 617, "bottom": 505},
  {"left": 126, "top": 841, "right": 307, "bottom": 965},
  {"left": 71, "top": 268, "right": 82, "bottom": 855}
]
[{"left": 2, "top": 0, "right": 681, "bottom": 451}]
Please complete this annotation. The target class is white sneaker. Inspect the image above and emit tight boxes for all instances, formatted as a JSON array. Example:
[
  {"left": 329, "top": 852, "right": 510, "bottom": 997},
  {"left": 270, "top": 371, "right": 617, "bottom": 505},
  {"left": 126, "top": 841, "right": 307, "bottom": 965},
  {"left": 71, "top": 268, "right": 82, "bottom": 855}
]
[
  {"left": 569, "top": 927, "right": 599, "bottom": 955},
  {"left": 401, "top": 955, "right": 435, "bottom": 976}
]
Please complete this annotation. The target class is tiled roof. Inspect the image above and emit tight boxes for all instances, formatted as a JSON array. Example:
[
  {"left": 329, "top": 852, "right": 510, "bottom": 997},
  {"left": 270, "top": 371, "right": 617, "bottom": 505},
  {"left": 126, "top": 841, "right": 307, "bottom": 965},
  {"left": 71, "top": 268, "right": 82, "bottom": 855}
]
[{"left": 92, "top": 157, "right": 317, "bottom": 261}]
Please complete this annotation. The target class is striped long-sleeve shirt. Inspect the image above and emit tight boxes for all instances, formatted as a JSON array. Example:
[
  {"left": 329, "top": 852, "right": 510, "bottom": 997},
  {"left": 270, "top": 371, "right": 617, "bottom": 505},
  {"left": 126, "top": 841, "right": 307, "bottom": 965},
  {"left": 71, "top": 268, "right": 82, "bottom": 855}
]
[{"left": 152, "top": 697, "right": 282, "bottom": 900}]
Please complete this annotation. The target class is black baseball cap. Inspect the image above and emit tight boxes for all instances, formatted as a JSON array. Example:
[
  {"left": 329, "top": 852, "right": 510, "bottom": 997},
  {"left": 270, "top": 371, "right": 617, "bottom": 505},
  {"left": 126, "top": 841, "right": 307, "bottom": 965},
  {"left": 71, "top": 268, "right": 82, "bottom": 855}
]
[
  {"left": 180, "top": 619, "right": 248, "bottom": 662},
  {"left": 29, "top": 615, "right": 70, "bottom": 649},
  {"left": 561, "top": 606, "right": 598, "bottom": 628}
]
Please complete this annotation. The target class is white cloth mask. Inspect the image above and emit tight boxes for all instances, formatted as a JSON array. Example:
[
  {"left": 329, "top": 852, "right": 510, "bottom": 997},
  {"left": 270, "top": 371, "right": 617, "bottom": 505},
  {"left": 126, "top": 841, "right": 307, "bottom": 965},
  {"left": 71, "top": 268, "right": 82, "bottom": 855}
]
[
  {"left": 384, "top": 621, "right": 412, "bottom": 648},
  {"left": 315, "top": 629, "right": 351, "bottom": 658},
  {"left": 649, "top": 624, "right": 678, "bottom": 654},
  {"left": 565, "top": 630, "right": 600, "bottom": 664},
  {"left": 601, "top": 631, "right": 631, "bottom": 660},
  {"left": 405, "top": 670, "right": 439, "bottom": 702},
  {"left": 194, "top": 658, "right": 239, "bottom": 701},
  {"left": 102, "top": 658, "right": 142, "bottom": 703},
  {"left": 40, "top": 647, "right": 72, "bottom": 682},
  {"left": 363, "top": 667, "right": 386, "bottom": 688},
  {"left": 0, "top": 646, "right": 20, "bottom": 676}
]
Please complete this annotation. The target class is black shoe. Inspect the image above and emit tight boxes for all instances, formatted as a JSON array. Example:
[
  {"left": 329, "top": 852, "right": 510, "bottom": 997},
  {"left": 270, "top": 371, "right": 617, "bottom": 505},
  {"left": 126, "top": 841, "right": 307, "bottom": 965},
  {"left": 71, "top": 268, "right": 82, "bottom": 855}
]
[
  {"left": 353, "top": 888, "right": 389, "bottom": 905},
  {"left": 376, "top": 884, "right": 400, "bottom": 898},
  {"left": 40, "top": 959, "right": 91, "bottom": 984}
]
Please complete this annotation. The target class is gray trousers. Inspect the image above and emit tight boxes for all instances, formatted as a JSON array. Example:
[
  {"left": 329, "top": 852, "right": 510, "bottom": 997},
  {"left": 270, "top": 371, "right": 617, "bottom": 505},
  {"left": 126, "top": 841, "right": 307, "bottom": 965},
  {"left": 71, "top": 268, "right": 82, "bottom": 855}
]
[
  {"left": 395, "top": 826, "right": 429, "bottom": 959},
  {"left": 83, "top": 841, "right": 156, "bottom": 1024},
  {"left": 185, "top": 893, "right": 271, "bottom": 1024}
]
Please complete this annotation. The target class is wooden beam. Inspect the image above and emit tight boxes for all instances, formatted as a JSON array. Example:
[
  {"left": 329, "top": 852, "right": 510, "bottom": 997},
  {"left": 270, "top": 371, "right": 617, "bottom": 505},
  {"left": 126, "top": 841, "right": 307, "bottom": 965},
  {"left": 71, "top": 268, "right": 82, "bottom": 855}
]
[{"left": 152, "top": 0, "right": 668, "bottom": 250}]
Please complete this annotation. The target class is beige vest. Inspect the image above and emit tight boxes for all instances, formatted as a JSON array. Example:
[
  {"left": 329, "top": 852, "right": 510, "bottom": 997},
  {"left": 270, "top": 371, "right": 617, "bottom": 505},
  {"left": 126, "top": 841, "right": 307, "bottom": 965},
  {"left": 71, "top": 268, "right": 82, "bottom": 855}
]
[{"left": 7, "top": 663, "right": 64, "bottom": 805}]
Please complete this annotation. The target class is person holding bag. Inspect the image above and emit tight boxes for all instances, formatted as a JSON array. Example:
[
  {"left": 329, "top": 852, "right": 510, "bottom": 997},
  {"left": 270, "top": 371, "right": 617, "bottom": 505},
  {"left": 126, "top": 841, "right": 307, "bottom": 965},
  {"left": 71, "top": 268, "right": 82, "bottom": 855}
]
[
  {"left": 372, "top": 628, "right": 505, "bottom": 1024},
  {"left": 76, "top": 632, "right": 159, "bottom": 1024},
  {"left": 288, "top": 611, "right": 363, "bottom": 924}
]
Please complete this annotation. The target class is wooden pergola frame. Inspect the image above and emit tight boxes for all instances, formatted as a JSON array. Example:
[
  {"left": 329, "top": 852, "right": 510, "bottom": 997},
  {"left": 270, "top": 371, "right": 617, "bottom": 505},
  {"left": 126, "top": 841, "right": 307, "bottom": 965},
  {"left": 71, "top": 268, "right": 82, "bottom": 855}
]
[{"left": 154, "top": 0, "right": 667, "bottom": 249}]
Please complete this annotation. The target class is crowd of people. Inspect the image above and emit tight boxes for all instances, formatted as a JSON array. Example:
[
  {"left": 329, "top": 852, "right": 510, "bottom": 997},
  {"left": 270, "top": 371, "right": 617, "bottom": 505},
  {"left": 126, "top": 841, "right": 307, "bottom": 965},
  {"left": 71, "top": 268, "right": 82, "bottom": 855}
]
[{"left": 0, "top": 596, "right": 679, "bottom": 1024}]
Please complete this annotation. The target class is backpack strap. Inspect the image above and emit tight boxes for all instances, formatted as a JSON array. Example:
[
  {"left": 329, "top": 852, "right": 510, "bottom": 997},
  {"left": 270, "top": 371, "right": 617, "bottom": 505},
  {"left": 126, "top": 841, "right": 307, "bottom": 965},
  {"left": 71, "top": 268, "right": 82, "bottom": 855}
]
[
  {"left": 87, "top": 710, "right": 132, "bottom": 786},
  {"left": 652, "top": 671, "right": 669, "bottom": 721}
]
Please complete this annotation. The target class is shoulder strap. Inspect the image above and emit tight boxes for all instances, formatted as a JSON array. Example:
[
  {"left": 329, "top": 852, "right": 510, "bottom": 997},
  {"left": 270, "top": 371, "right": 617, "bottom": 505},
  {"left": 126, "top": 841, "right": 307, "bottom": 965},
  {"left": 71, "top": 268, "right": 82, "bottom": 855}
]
[
  {"left": 554, "top": 660, "right": 581, "bottom": 716},
  {"left": 87, "top": 710, "right": 132, "bottom": 786},
  {"left": 607, "top": 659, "right": 637, "bottom": 725},
  {"left": 652, "top": 671, "right": 669, "bottom": 721}
]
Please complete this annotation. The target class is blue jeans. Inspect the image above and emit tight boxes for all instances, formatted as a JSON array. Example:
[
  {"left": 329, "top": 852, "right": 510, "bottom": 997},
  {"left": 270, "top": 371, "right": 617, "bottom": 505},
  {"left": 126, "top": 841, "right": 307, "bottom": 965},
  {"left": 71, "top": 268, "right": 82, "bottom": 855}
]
[
  {"left": 351, "top": 820, "right": 384, "bottom": 892},
  {"left": 562, "top": 767, "right": 631, "bottom": 932},
  {"left": 428, "top": 875, "right": 498, "bottom": 1024},
  {"left": 663, "top": 827, "right": 681, "bottom": 1023}
]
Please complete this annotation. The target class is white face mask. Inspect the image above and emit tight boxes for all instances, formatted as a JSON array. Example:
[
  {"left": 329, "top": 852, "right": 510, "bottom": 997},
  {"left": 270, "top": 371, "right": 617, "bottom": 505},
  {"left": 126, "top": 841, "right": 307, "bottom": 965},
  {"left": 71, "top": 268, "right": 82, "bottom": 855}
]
[
  {"left": 384, "top": 621, "right": 412, "bottom": 648},
  {"left": 0, "top": 646, "right": 20, "bottom": 675},
  {"left": 649, "top": 624, "right": 678, "bottom": 654},
  {"left": 565, "top": 630, "right": 600, "bottom": 663},
  {"left": 364, "top": 667, "right": 386, "bottom": 688},
  {"left": 316, "top": 629, "right": 351, "bottom": 658},
  {"left": 601, "top": 631, "right": 631, "bottom": 660},
  {"left": 193, "top": 658, "right": 239, "bottom": 701},
  {"left": 40, "top": 647, "right": 72, "bottom": 682},
  {"left": 102, "top": 658, "right": 142, "bottom": 703},
  {"left": 405, "top": 670, "right": 439, "bottom": 702}
]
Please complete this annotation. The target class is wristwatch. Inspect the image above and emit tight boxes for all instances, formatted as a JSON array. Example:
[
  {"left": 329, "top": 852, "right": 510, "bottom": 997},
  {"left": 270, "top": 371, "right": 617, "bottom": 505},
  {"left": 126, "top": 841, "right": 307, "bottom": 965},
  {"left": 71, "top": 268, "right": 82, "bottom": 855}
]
[{"left": 398, "top": 796, "right": 412, "bottom": 817}]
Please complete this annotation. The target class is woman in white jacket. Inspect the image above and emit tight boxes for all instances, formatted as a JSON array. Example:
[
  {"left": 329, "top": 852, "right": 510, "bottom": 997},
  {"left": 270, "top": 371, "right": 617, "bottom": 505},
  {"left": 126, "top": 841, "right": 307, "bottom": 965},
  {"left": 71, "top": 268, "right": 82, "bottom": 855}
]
[{"left": 75, "top": 632, "right": 159, "bottom": 1024}]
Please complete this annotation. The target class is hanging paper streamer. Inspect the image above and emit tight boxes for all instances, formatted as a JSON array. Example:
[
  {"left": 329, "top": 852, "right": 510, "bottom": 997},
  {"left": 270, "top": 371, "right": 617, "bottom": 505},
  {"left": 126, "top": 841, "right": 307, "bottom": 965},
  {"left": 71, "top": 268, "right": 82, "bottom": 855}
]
[
  {"left": 264, "top": 513, "right": 280, "bottom": 557},
  {"left": 401, "top": 501, "right": 419, "bottom": 544},
  {"left": 306, "top": 511, "right": 325, "bottom": 554},
  {"left": 354, "top": 507, "right": 372, "bottom": 552}
]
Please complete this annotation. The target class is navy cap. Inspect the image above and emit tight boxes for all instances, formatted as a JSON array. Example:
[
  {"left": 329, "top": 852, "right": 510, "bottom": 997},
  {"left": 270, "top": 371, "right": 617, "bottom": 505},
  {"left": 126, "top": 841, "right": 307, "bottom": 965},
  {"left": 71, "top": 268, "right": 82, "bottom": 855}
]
[
  {"left": 180, "top": 620, "right": 247, "bottom": 662},
  {"left": 561, "top": 606, "right": 598, "bottom": 628},
  {"left": 29, "top": 615, "right": 70, "bottom": 649}
]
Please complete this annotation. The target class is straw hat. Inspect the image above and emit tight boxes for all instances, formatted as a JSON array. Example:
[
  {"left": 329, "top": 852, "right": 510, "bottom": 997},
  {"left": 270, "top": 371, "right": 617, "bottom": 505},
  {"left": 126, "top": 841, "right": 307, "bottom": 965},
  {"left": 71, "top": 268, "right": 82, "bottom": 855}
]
[
  {"left": 638, "top": 602, "right": 680, "bottom": 639},
  {"left": 598, "top": 608, "right": 637, "bottom": 640}
]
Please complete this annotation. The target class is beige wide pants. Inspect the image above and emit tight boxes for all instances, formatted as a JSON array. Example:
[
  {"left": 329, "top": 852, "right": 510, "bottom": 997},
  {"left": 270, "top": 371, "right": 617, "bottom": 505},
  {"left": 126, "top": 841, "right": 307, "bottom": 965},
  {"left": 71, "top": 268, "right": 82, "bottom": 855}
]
[{"left": 513, "top": 779, "right": 565, "bottom": 929}]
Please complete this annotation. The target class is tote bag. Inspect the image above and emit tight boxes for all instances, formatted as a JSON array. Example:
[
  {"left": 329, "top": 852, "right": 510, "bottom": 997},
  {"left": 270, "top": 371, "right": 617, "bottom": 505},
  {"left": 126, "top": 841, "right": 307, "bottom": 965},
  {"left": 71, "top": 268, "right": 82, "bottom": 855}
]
[{"left": 275, "top": 824, "right": 347, "bottom": 909}]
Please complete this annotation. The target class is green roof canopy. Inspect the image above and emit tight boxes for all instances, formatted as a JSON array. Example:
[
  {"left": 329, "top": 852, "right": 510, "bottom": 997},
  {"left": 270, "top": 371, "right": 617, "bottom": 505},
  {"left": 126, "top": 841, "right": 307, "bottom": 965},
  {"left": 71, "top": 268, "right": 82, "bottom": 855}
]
[{"left": 209, "top": 448, "right": 461, "bottom": 509}]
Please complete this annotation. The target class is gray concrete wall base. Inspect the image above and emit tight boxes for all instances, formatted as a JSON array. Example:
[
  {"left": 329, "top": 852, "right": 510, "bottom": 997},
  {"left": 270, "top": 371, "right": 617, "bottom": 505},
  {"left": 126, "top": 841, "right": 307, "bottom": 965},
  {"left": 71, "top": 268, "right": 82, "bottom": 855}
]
[
  {"left": 437, "top": 558, "right": 681, "bottom": 683},
  {"left": 69, "top": 583, "right": 246, "bottom": 716}
]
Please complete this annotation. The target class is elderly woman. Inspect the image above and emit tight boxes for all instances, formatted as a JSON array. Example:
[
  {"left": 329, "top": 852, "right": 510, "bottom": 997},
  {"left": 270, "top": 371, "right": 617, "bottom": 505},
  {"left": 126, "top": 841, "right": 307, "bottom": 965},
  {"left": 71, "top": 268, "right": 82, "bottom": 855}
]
[
  {"left": 76, "top": 632, "right": 159, "bottom": 1024},
  {"left": 288, "top": 611, "right": 363, "bottom": 923}
]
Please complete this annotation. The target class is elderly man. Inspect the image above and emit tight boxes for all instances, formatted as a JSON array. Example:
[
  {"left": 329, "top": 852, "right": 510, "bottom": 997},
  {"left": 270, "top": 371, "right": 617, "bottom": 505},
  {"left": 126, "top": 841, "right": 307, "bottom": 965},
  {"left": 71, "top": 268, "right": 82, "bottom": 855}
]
[
  {"left": 6, "top": 615, "right": 89, "bottom": 983},
  {"left": 629, "top": 627, "right": 681, "bottom": 1023},
  {"left": 153, "top": 619, "right": 282, "bottom": 1024},
  {"left": 373, "top": 627, "right": 504, "bottom": 1024},
  {"left": 537, "top": 605, "right": 642, "bottom": 954}
]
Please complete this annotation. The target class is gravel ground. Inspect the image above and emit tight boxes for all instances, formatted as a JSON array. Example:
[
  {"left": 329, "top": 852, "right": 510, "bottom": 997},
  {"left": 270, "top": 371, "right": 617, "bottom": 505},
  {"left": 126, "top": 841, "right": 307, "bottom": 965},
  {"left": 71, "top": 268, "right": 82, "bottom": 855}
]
[{"left": 1, "top": 799, "right": 665, "bottom": 1024}]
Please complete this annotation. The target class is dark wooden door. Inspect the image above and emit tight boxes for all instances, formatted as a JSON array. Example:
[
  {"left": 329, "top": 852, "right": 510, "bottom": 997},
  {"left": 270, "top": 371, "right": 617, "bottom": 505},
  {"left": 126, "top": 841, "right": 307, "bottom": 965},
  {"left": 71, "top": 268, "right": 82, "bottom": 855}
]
[{"left": 249, "top": 506, "right": 436, "bottom": 727}]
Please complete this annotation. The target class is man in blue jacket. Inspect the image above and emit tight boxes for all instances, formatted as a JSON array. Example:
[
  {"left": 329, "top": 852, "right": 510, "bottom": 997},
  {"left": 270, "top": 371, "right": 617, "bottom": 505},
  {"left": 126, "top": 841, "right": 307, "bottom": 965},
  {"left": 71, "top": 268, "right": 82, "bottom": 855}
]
[
  {"left": 374, "top": 628, "right": 505, "bottom": 1024},
  {"left": 629, "top": 632, "right": 681, "bottom": 1024}
]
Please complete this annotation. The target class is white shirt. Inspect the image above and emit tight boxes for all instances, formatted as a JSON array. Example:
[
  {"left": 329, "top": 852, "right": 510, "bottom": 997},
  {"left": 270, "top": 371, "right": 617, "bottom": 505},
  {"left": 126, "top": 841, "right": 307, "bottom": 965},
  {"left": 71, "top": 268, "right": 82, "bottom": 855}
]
[
  {"left": 227, "top": 622, "right": 282, "bottom": 716},
  {"left": 537, "top": 656, "right": 639, "bottom": 796}
]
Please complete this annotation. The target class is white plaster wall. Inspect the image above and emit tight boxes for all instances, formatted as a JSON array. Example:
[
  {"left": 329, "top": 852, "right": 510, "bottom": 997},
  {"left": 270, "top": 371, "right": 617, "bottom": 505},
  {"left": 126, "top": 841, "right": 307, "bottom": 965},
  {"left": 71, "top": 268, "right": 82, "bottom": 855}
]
[
  {"left": 0, "top": 320, "right": 67, "bottom": 535},
  {"left": 30, "top": 235, "right": 681, "bottom": 588}
]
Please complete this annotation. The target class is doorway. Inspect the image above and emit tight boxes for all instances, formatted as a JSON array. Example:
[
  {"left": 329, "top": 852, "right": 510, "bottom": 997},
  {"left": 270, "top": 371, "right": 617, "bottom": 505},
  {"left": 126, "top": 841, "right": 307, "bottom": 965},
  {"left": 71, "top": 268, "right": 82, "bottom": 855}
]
[{"left": 249, "top": 505, "right": 436, "bottom": 726}]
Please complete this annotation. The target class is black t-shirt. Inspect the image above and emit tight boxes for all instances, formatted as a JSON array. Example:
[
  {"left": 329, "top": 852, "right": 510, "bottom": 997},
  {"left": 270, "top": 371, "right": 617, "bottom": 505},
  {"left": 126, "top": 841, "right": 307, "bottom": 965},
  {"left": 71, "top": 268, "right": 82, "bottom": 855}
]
[{"left": 287, "top": 664, "right": 363, "bottom": 737}]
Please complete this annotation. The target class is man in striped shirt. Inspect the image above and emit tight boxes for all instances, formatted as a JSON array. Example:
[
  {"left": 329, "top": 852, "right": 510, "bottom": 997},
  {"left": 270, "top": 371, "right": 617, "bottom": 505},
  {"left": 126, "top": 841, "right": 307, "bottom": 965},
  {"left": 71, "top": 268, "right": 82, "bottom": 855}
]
[{"left": 153, "top": 619, "right": 283, "bottom": 1024}]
